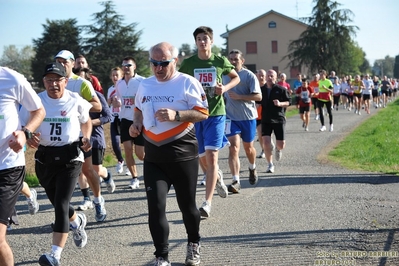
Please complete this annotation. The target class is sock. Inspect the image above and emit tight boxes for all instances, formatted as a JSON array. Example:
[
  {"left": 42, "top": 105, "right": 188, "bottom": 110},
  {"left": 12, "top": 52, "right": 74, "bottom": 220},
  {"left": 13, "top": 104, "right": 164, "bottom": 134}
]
[
  {"left": 93, "top": 196, "right": 100, "bottom": 204},
  {"left": 81, "top": 188, "right": 90, "bottom": 199},
  {"left": 51, "top": 245, "right": 63, "bottom": 260},
  {"left": 249, "top": 164, "right": 256, "bottom": 170},
  {"left": 102, "top": 169, "right": 109, "bottom": 182},
  {"left": 232, "top": 176, "right": 240, "bottom": 182},
  {"left": 69, "top": 215, "right": 81, "bottom": 228}
]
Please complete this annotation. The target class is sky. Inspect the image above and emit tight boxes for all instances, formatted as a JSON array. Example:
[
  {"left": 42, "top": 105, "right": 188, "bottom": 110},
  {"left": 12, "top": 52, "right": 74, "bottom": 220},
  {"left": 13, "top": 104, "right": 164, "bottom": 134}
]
[{"left": 1, "top": 0, "right": 398, "bottom": 65}]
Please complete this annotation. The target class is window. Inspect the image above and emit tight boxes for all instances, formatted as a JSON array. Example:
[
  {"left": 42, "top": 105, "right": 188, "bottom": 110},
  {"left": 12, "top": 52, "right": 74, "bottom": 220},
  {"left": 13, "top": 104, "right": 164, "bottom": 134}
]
[
  {"left": 269, "top": 21, "right": 276, "bottom": 28},
  {"left": 246, "top": 42, "right": 257, "bottom": 54},
  {"left": 272, "top": 41, "right": 278, "bottom": 53},
  {"left": 290, "top": 66, "right": 300, "bottom": 79}
]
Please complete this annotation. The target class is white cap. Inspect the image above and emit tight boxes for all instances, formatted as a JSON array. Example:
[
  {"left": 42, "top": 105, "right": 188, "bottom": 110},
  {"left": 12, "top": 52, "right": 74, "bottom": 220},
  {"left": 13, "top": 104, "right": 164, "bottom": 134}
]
[{"left": 54, "top": 50, "right": 75, "bottom": 61}]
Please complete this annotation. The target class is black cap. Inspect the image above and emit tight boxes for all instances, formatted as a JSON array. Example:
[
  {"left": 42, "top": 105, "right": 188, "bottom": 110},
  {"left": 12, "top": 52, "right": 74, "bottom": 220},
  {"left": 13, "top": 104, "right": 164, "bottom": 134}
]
[{"left": 43, "top": 61, "right": 66, "bottom": 77}]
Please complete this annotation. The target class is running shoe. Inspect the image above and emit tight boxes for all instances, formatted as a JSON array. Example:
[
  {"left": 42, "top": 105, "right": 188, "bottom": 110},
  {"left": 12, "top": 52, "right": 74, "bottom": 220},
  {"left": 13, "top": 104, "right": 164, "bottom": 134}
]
[
  {"left": 257, "top": 150, "right": 265, "bottom": 159},
  {"left": 27, "top": 188, "right": 39, "bottom": 215},
  {"left": 39, "top": 252, "right": 60, "bottom": 266},
  {"left": 105, "top": 172, "right": 116, "bottom": 193},
  {"left": 116, "top": 161, "right": 124, "bottom": 174},
  {"left": 215, "top": 169, "right": 228, "bottom": 198},
  {"left": 315, "top": 114, "right": 320, "bottom": 120},
  {"left": 266, "top": 163, "right": 275, "bottom": 173},
  {"left": 249, "top": 168, "right": 258, "bottom": 185},
  {"left": 93, "top": 196, "right": 107, "bottom": 222},
  {"left": 275, "top": 150, "right": 282, "bottom": 161},
  {"left": 76, "top": 197, "right": 93, "bottom": 211},
  {"left": 329, "top": 124, "right": 334, "bottom": 132},
  {"left": 199, "top": 201, "right": 211, "bottom": 218},
  {"left": 305, "top": 126, "right": 309, "bottom": 131},
  {"left": 319, "top": 126, "right": 326, "bottom": 132},
  {"left": 153, "top": 257, "right": 171, "bottom": 266},
  {"left": 227, "top": 180, "right": 241, "bottom": 193},
  {"left": 128, "top": 178, "right": 140, "bottom": 189},
  {"left": 125, "top": 169, "right": 131, "bottom": 176},
  {"left": 200, "top": 175, "right": 206, "bottom": 186},
  {"left": 185, "top": 242, "right": 201, "bottom": 266},
  {"left": 70, "top": 213, "right": 87, "bottom": 248}
]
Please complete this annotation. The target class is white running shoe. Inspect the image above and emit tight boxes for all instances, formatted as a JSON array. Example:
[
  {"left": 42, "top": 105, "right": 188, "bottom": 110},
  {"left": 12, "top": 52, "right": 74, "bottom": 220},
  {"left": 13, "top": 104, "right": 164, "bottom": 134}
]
[
  {"left": 200, "top": 175, "right": 206, "bottom": 186},
  {"left": 128, "top": 178, "right": 140, "bottom": 189},
  {"left": 199, "top": 201, "right": 211, "bottom": 218},
  {"left": 27, "top": 188, "right": 39, "bottom": 215},
  {"left": 315, "top": 114, "right": 320, "bottom": 120},
  {"left": 125, "top": 169, "right": 131, "bottom": 176},
  {"left": 116, "top": 161, "right": 124, "bottom": 174},
  {"left": 266, "top": 163, "right": 275, "bottom": 173},
  {"left": 319, "top": 126, "right": 326, "bottom": 132},
  {"left": 305, "top": 126, "right": 309, "bottom": 131},
  {"left": 105, "top": 172, "right": 116, "bottom": 193},
  {"left": 215, "top": 169, "right": 228, "bottom": 198},
  {"left": 329, "top": 124, "right": 334, "bottom": 132},
  {"left": 275, "top": 150, "right": 282, "bottom": 161},
  {"left": 76, "top": 198, "right": 93, "bottom": 211},
  {"left": 71, "top": 213, "right": 87, "bottom": 248}
]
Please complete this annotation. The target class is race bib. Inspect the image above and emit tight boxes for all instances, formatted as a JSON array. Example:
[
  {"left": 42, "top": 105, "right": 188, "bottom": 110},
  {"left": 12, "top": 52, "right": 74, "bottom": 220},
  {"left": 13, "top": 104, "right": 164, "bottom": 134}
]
[
  {"left": 194, "top": 67, "right": 217, "bottom": 87},
  {"left": 224, "top": 118, "right": 231, "bottom": 135}
]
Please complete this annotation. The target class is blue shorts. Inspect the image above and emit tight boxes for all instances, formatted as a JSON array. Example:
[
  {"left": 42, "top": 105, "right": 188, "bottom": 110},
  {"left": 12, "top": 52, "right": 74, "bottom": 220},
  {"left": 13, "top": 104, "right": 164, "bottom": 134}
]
[
  {"left": 225, "top": 119, "right": 256, "bottom": 143},
  {"left": 195, "top": 115, "right": 230, "bottom": 156}
]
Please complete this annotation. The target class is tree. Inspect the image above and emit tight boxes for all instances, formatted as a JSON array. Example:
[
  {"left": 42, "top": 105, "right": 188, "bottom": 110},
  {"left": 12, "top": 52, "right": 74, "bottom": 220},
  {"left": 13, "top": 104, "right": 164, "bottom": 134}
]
[
  {"left": 0, "top": 45, "right": 35, "bottom": 79},
  {"left": 81, "top": 0, "right": 150, "bottom": 91},
  {"left": 31, "top": 18, "right": 81, "bottom": 87},
  {"left": 284, "top": 0, "right": 359, "bottom": 75},
  {"left": 179, "top": 43, "right": 192, "bottom": 57},
  {"left": 393, "top": 55, "right": 399, "bottom": 78}
]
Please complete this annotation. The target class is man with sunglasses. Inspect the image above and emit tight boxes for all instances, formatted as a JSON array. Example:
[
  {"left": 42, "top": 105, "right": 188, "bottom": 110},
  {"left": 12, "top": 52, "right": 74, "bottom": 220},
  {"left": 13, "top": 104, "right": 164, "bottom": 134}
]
[
  {"left": 130, "top": 42, "right": 208, "bottom": 266},
  {"left": 223, "top": 49, "right": 262, "bottom": 192},
  {"left": 179, "top": 26, "right": 240, "bottom": 218},
  {"left": 113, "top": 57, "right": 145, "bottom": 189}
]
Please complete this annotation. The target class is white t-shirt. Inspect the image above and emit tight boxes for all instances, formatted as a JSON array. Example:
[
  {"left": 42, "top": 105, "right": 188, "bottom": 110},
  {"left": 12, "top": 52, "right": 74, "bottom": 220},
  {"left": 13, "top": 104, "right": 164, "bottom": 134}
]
[
  {"left": 115, "top": 75, "right": 144, "bottom": 121},
  {"left": 107, "top": 85, "right": 121, "bottom": 123},
  {"left": 135, "top": 72, "right": 208, "bottom": 146},
  {"left": 0, "top": 67, "right": 43, "bottom": 170}
]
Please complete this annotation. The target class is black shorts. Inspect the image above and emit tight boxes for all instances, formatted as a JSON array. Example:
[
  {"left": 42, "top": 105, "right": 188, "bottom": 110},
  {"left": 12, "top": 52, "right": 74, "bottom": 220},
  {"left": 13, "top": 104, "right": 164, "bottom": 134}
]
[
  {"left": 354, "top": 93, "right": 362, "bottom": 99},
  {"left": 372, "top": 90, "right": 379, "bottom": 97},
  {"left": 0, "top": 166, "right": 25, "bottom": 225},
  {"left": 120, "top": 118, "right": 144, "bottom": 145},
  {"left": 261, "top": 122, "right": 285, "bottom": 141},
  {"left": 299, "top": 106, "right": 311, "bottom": 114},
  {"left": 256, "top": 119, "right": 261, "bottom": 127},
  {"left": 92, "top": 148, "right": 105, "bottom": 165},
  {"left": 362, "top": 94, "right": 371, "bottom": 101}
]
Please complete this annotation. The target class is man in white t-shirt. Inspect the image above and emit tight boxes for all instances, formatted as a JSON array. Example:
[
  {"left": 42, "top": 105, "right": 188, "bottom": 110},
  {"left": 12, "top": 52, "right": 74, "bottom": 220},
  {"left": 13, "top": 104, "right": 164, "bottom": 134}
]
[{"left": 0, "top": 67, "right": 45, "bottom": 266}]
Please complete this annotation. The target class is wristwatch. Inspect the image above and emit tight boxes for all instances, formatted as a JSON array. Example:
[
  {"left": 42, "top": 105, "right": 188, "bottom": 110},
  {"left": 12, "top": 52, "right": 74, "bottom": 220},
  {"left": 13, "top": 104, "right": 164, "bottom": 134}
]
[
  {"left": 175, "top": 111, "right": 181, "bottom": 122},
  {"left": 23, "top": 128, "right": 33, "bottom": 140}
]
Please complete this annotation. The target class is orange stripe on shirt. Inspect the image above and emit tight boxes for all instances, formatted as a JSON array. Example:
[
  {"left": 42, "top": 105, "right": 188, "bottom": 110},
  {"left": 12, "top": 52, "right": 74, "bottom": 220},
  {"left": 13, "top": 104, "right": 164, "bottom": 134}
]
[{"left": 144, "top": 122, "right": 193, "bottom": 143}]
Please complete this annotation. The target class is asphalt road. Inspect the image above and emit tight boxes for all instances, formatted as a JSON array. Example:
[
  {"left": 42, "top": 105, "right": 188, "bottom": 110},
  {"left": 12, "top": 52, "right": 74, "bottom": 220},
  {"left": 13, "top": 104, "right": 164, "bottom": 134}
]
[{"left": 8, "top": 105, "right": 399, "bottom": 266}]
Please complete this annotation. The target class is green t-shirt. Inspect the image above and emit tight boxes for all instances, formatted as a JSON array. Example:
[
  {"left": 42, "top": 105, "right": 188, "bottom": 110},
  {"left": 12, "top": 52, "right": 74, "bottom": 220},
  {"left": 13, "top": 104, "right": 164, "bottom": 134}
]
[
  {"left": 318, "top": 79, "right": 333, "bottom": 102},
  {"left": 179, "top": 54, "right": 234, "bottom": 116}
]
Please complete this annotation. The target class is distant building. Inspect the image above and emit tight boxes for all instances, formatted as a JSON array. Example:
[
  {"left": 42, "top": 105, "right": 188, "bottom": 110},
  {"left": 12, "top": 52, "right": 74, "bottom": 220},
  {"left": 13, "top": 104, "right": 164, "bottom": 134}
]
[{"left": 221, "top": 10, "right": 309, "bottom": 79}]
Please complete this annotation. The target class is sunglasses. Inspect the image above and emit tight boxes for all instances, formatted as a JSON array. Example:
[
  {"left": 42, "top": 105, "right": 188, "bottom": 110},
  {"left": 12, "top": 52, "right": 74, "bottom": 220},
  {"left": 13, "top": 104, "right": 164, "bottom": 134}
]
[
  {"left": 149, "top": 58, "right": 175, "bottom": 67},
  {"left": 122, "top": 63, "right": 133, "bottom": 67}
]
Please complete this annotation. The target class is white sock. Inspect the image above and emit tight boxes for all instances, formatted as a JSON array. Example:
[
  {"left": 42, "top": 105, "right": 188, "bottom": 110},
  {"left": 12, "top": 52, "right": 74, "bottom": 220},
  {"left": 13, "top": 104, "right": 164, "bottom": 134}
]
[
  {"left": 51, "top": 245, "right": 63, "bottom": 260},
  {"left": 232, "top": 176, "right": 240, "bottom": 182},
  {"left": 93, "top": 196, "right": 100, "bottom": 204},
  {"left": 249, "top": 164, "right": 256, "bottom": 170},
  {"left": 69, "top": 215, "right": 80, "bottom": 228}
]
